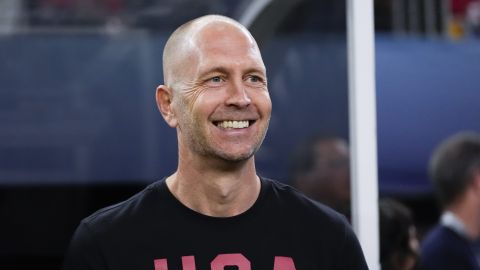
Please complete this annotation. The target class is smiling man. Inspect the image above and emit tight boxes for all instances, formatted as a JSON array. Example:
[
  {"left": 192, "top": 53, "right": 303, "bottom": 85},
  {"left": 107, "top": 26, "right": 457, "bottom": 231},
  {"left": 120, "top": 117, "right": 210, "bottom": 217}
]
[{"left": 62, "top": 15, "right": 368, "bottom": 270}]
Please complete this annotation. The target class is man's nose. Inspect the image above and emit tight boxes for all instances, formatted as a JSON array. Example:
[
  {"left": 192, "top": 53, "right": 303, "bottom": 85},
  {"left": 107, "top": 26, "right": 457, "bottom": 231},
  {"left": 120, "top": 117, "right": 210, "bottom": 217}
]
[{"left": 225, "top": 79, "right": 251, "bottom": 107}]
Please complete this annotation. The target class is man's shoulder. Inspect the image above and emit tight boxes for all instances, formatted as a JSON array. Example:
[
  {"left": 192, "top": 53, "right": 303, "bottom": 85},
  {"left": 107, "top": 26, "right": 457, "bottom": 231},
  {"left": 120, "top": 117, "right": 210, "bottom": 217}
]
[
  {"left": 419, "top": 224, "right": 479, "bottom": 270},
  {"left": 421, "top": 224, "right": 468, "bottom": 250},
  {"left": 81, "top": 180, "right": 165, "bottom": 231},
  {"left": 421, "top": 224, "right": 472, "bottom": 257},
  {"left": 262, "top": 177, "right": 348, "bottom": 229},
  {"left": 260, "top": 178, "right": 368, "bottom": 269}
]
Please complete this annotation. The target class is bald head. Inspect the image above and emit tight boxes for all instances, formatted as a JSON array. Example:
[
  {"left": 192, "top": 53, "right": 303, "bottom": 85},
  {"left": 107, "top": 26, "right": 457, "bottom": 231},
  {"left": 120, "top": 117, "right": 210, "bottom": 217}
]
[{"left": 162, "top": 15, "right": 260, "bottom": 90}]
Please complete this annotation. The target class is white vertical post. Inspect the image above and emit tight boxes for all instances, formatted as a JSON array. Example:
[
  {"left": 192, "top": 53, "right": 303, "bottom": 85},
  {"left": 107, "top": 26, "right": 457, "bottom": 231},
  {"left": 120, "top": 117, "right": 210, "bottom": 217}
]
[
  {"left": 347, "top": 0, "right": 380, "bottom": 270},
  {"left": 0, "top": 0, "right": 22, "bottom": 34}
]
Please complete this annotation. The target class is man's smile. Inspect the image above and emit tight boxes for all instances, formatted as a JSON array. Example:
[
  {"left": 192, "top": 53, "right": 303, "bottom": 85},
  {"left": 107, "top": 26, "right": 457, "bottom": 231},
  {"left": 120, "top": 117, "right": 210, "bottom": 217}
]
[{"left": 213, "top": 120, "right": 256, "bottom": 129}]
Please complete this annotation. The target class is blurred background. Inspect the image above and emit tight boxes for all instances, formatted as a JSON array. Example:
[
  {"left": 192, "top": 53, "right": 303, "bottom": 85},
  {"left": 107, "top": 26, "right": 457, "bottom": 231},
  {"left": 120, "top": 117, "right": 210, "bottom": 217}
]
[{"left": 0, "top": 0, "right": 479, "bottom": 268}]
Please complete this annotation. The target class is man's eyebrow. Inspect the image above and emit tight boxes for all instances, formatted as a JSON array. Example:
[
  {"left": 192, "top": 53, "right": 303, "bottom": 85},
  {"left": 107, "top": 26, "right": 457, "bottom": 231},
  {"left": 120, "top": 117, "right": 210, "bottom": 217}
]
[
  {"left": 244, "top": 67, "right": 266, "bottom": 76},
  {"left": 198, "top": 66, "right": 266, "bottom": 78},
  {"left": 199, "top": 67, "right": 229, "bottom": 78}
]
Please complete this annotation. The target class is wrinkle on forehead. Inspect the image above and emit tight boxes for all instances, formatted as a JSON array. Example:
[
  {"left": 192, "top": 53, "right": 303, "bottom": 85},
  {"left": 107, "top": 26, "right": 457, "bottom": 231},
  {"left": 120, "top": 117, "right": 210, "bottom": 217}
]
[
  {"left": 195, "top": 24, "right": 261, "bottom": 62},
  {"left": 162, "top": 15, "right": 261, "bottom": 91}
]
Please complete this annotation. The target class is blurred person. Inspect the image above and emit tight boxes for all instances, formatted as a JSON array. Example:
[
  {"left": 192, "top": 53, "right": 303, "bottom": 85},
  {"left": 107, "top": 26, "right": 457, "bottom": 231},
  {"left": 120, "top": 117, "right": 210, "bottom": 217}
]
[
  {"left": 62, "top": 15, "right": 368, "bottom": 269},
  {"left": 418, "top": 132, "right": 480, "bottom": 270},
  {"left": 380, "top": 199, "right": 419, "bottom": 270},
  {"left": 290, "top": 135, "right": 351, "bottom": 218}
]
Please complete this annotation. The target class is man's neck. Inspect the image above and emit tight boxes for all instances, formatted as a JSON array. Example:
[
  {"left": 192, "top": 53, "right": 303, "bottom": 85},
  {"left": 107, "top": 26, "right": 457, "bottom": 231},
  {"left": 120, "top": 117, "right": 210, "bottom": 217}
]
[
  {"left": 447, "top": 196, "right": 480, "bottom": 239},
  {"left": 166, "top": 156, "right": 261, "bottom": 217}
]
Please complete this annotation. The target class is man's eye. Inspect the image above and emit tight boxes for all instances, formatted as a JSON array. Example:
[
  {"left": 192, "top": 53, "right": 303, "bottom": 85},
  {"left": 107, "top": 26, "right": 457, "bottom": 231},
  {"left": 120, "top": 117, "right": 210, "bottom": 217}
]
[
  {"left": 210, "top": 76, "right": 222, "bottom": 83},
  {"left": 248, "top": 75, "right": 263, "bottom": 83}
]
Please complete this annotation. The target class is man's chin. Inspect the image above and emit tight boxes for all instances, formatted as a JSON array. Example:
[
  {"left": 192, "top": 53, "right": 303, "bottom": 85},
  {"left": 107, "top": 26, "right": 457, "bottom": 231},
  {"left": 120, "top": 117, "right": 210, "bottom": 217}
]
[
  {"left": 210, "top": 148, "right": 257, "bottom": 163},
  {"left": 217, "top": 152, "right": 254, "bottom": 163}
]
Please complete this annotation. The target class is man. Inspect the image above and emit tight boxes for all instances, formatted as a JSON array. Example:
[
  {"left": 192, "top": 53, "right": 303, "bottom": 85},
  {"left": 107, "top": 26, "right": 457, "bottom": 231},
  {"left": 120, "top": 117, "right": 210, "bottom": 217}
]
[
  {"left": 419, "top": 132, "right": 480, "bottom": 270},
  {"left": 290, "top": 136, "right": 351, "bottom": 218},
  {"left": 63, "top": 15, "right": 368, "bottom": 270}
]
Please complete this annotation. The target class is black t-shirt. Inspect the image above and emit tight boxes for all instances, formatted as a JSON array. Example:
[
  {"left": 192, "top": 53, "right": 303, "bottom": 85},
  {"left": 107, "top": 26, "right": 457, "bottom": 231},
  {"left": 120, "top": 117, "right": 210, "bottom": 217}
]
[{"left": 63, "top": 178, "right": 368, "bottom": 270}]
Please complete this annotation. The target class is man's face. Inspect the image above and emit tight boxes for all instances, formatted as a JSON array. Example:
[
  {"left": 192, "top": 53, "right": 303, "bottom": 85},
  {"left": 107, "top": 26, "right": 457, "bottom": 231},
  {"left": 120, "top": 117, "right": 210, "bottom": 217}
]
[
  {"left": 312, "top": 140, "right": 350, "bottom": 201},
  {"left": 297, "top": 139, "right": 350, "bottom": 213},
  {"left": 171, "top": 23, "right": 272, "bottom": 162}
]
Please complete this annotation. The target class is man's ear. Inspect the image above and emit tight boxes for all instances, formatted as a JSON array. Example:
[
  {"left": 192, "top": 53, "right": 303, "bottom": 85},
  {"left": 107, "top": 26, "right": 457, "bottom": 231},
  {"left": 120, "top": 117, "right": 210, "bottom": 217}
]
[{"left": 156, "top": 85, "right": 178, "bottom": 128}]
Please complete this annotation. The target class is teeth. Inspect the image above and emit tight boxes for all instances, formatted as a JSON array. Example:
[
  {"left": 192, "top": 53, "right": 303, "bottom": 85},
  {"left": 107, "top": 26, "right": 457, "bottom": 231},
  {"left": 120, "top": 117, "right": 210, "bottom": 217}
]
[{"left": 217, "top": 120, "right": 249, "bottom": 129}]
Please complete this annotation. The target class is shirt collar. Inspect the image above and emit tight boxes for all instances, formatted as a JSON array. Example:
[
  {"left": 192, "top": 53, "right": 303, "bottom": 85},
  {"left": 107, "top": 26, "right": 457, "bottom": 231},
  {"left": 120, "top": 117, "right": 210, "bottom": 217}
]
[{"left": 441, "top": 211, "right": 471, "bottom": 240}]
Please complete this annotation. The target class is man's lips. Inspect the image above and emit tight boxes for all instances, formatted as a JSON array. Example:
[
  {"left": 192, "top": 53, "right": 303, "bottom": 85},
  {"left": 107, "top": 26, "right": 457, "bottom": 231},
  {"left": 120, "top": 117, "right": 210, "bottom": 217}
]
[{"left": 212, "top": 120, "right": 257, "bottom": 129}]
